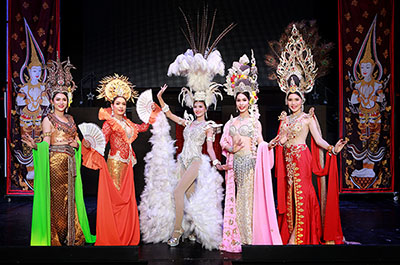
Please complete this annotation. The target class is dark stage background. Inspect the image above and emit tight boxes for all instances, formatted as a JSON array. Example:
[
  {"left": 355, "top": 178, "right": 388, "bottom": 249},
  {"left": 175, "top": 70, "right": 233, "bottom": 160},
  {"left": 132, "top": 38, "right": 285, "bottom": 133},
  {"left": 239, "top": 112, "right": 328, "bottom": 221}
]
[
  {"left": 1, "top": 1, "right": 398, "bottom": 197},
  {"left": 58, "top": 0, "right": 344, "bottom": 198}
]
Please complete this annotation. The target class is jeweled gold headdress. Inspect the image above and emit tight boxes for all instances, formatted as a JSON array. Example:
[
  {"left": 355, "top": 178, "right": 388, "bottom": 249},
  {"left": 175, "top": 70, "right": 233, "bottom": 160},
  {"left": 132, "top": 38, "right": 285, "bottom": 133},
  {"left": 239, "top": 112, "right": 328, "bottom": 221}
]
[
  {"left": 167, "top": 7, "right": 235, "bottom": 109},
  {"left": 46, "top": 54, "right": 76, "bottom": 107},
  {"left": 224, "top": 50, "right": 259, "bottom": 104},
  {"left": 276, "top": 25, "right": 317, "bottom": 103},
  {"left": 97, "top": 73, "right": 138, "bottom": 103}
]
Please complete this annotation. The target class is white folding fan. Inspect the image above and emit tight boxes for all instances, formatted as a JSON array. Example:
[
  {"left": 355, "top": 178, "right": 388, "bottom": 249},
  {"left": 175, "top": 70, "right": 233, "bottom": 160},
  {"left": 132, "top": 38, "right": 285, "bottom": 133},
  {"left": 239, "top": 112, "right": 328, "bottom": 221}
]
[
  {"left": 136, "top": 89, "right": 153, "bottom": 124},
  {"left": 78, "top": 122, "right": 106, "bottom": 156}
]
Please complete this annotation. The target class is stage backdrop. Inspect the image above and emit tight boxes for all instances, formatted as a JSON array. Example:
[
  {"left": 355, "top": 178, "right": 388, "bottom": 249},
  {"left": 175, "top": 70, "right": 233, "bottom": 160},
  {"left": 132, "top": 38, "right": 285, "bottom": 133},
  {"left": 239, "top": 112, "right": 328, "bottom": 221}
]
[
  {"left": 7, "top": 0, "right": 60, "bottom": 195},
  {"left": 338, "top": 0, "right": 395, "bottom": 193}
]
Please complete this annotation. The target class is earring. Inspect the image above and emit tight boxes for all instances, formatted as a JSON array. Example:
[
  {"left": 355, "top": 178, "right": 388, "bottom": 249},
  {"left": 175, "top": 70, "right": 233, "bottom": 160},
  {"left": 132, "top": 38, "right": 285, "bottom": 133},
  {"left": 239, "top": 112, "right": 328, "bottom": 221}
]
[
  {"left": 236, "top": 108, "right": 238, "bottom": 113},
  {"left": 205, "top": 112, "right": 208, "bottom": 119},
  {"left": 51, "top": 104, "right": 54, "bottom": 113},
  {"left": 111, "top": 108, "right": 114, "bottom": 117},
  {"left": 124, "top": 112, "right": 126, "bottom": 117},
  {"left": 301, "top": 105, "right": 304, "bottom": 112}
]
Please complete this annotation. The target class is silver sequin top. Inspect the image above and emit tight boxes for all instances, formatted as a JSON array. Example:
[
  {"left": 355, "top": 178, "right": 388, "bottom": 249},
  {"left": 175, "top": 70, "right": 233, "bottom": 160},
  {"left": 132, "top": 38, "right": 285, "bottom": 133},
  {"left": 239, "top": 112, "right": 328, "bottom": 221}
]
[
  {"left": 179, "top": 120, "right": 221, "bottom": 169},
  {"left": 229, "top": 123, "right": 255, "bottom": 138}
]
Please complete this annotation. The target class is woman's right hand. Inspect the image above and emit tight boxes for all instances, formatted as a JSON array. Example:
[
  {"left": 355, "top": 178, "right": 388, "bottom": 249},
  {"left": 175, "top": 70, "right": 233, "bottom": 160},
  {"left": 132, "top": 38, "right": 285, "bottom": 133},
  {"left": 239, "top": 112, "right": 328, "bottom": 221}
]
[
  {"left": 21, "top": 134, "right": 38, "bottom": 150},
  {"left": 268, "top": 135, "right": 281, "bottom": 149},
  {"left": 216, "top": 164, "right": 232, "bottom": 171},
  {"left": 82, "top": 138, "right": 91, "bottom": 149},
  {"left": 157, "top": 84, "right": 168, "bottom": 99},
  {"left": 232, "top": 137, "right": 244, "bottom": 153}
]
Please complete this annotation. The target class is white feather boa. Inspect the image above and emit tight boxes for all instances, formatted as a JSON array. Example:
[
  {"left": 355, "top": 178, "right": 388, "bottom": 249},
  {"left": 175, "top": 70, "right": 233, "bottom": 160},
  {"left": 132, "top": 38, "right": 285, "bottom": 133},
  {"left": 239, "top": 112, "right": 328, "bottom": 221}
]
[
  {"left": 181, "top": 154, "right": 224, "bottom": 250},
  {"left": 139, "top": 112, "right": 178, "bottom": 243},
  {"left": 139, "top": 112, "right": 224, "bottom": 250}
]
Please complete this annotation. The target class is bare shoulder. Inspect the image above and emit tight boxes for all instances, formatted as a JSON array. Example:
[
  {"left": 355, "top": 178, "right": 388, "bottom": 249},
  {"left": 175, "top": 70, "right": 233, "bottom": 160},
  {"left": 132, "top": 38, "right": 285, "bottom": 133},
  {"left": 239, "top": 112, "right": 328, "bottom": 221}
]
[{"left": 42, "top": 116, "right": 50, "bottom": 124}]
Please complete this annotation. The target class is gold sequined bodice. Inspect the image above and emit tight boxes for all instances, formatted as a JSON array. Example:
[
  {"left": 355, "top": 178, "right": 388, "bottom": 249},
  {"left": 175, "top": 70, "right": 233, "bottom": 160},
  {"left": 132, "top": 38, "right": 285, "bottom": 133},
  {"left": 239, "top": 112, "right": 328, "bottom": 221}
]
[{"left": 48, "top": 113, "right": 77, "bottom": 145}]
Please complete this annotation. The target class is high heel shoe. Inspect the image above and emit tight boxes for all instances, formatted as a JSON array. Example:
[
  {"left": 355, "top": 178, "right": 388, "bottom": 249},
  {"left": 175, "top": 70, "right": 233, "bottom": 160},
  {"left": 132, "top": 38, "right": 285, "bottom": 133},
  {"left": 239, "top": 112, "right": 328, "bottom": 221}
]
[
  {"left": 188, "top": 233, "right": 196, "bottom": 242},
  {"left": 167, "top": 228, "right": 184, "bottom": 247}
]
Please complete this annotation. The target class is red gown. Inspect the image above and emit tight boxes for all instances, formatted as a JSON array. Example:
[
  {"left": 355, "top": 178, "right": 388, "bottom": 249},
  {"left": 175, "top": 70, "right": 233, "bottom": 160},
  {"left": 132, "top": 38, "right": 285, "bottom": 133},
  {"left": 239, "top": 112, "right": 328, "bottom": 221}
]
[
  {"left": 275, "top": 114, "right": 343, "bottom": 245},
  {"left": 82, "top": 108, "right": 150, "bottom": 246}
]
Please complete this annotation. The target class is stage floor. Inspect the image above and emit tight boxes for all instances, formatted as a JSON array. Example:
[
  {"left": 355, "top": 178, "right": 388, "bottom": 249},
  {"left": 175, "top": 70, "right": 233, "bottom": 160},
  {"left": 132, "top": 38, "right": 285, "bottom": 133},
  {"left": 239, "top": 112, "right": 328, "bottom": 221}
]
[{"left": 1, "top": 194, "right": 399, "bottom": 264}]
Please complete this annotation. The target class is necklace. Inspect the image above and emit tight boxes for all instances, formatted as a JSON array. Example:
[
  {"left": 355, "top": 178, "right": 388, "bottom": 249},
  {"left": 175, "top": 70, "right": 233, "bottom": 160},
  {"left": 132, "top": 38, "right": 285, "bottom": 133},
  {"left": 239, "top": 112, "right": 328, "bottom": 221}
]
[
  {"left": 238, "top": 115, "right": 249, "bottom": 122},
  {"left": 193, "top": 119, "right": 204, "bottom": 125},
  {"left": 288, "top": 112, "right": 303, "bottom": 124}
]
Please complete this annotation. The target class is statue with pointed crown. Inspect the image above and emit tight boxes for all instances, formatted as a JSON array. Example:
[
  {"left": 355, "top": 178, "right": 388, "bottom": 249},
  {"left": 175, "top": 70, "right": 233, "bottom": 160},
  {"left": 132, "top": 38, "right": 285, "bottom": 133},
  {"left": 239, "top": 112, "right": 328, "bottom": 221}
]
[
  {"left": 347, "top": 15, "right": 390, "bottom": 182},
  {"left": 14, "top": 20, "right": 50, "bottom": 184}
]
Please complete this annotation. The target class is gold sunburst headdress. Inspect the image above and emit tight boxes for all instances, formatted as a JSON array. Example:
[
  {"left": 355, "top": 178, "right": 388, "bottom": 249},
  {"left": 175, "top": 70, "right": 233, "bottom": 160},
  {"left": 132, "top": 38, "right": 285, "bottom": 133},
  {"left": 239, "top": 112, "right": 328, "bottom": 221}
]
[
  {"left": 224, "top": 49, "right": 259, "bottom": 104},
  {"left": 276, "top": 25, "right": 318, "bottom": 103},
  {"left": 97, "top": 73, "right": 139, "bottom": 103},
  {"left": 167, "top": 6, "right": 236, "bottom": 109},
  {"left": 46, "top": 54, "right": 77, "bottom": 107}
]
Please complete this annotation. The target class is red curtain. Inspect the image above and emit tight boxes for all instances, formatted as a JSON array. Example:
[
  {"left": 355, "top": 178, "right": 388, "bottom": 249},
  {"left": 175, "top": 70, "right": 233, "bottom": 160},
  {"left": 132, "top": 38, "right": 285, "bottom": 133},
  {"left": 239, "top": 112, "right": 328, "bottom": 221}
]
[
  {"left": 7, "top": 0, "right": 60, "bottom": 195},
  {"left": 338, "top": 0, "right": 395, "bottom": 193}
]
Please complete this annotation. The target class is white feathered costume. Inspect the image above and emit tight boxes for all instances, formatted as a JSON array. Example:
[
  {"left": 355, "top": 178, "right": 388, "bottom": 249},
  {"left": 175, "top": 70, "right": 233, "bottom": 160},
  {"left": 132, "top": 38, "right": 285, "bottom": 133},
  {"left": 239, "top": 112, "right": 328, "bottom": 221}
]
[{"left": 139, "top": 112, "right": 224, "bottom": 250}]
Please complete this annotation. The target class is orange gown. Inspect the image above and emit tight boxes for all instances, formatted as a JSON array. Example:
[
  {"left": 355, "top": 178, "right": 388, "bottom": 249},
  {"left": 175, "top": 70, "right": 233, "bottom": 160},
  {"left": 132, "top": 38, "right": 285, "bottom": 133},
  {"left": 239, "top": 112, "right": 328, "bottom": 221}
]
[{"left": 82, "top": 108, "right": 149, "bottom": 245}]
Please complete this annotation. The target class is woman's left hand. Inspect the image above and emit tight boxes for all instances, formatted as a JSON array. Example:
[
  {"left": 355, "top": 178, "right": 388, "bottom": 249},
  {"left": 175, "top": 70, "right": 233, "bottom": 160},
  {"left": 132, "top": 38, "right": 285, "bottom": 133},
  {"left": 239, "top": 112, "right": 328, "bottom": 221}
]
[
  {"left": 334, "top": 138, "right": 348, "bottom": 154},
  {"left": 216, "top": 164, "right": 231, "bottom": 171},
  {"left": 68, "top": 138, "right": 79, "bottom": 149}
]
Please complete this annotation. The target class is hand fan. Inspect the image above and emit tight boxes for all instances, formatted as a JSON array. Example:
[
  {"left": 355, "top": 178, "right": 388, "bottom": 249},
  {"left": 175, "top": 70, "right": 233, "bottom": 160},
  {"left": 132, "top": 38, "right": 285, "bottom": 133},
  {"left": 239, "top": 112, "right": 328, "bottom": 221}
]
[
  {"left": 137, "top": 89, "right": 153, "bottom": 123},
  {"left": 78, "top": 122, "right": 106, "bottom": 156}
]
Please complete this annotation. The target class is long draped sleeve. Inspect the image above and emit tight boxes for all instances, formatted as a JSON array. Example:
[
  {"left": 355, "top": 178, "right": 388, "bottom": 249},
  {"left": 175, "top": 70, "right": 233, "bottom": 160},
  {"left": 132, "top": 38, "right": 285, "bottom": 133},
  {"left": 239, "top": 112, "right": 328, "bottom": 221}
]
[
  {"left": 219, "top": 121, "right": 242, "bottom": 253},
  {"left": 252, "top": 142, "right": 282, "bottom": 245},
  {"left": 135, "top": 122, "right": 150, "bottom": 133},
  {"left": 31, "top": 141, "right": 96, "bottom": 246},
  {"left": 311, "top": 136, "right": 343, "bottom": 244}
]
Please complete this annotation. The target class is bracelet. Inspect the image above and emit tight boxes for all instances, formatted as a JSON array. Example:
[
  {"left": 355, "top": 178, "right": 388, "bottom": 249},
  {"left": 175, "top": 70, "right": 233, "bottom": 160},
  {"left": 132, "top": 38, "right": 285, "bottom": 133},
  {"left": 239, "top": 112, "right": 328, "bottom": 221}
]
[
  {"left": 327, "top": 145, "right": 334, "bottom": 154},
  {"left": 212, "top": 159, "right": 221, "bottom": 166},
  {"left": 206, "top": 136, "right": 214, "bottom": 142},
  {"left": 227, "top": 146, "right": 233, "bottom": 153},
  {"left": 331, "top": 147, "right": 338, "bottom": 156},
  {"left": 162, "top": 104, "right": 170, "bottom": 113},
  {"left": 42, "top": 132, "right": 51, "bottom": 138}
]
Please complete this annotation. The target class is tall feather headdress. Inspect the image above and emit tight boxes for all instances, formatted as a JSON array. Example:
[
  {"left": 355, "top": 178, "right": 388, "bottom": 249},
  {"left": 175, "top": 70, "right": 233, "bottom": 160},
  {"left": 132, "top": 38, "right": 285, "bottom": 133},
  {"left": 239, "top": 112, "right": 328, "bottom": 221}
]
[{"left": 167, "top": 6, "right": 236, "bottom": 109}]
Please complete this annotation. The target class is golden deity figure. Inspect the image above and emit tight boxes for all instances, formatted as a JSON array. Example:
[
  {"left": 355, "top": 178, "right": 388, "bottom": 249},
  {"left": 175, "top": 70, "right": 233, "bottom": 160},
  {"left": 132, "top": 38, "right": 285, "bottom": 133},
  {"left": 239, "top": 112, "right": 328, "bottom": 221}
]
[
  {"left": 15, "top": 20, "right": 50, "bottom": 183},
  {"left": 347, "top": 16, "right": 390, "bottom": 183}
]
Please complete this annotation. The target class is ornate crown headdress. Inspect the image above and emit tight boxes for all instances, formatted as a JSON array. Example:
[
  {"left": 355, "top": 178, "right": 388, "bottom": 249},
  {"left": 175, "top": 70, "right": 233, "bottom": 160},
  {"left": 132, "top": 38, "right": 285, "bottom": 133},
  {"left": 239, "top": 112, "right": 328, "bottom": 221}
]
[
  {"left": 46, "top": 54, "right": 77, "bottom": 107},
  {"left": 167, "top": 7, "right": 235, "bottom": 109},
  {"left": 20, "top": 18, "right": 47, "bottom": 84},
  {"left": 276, "top": 25, "right": 318, "bottom": 103},
  {"left": 97, "top": 73, "right": 139, "bottom": 103},
  {"left": 224, "top": 49, "right": 259, "bottom": 104}
]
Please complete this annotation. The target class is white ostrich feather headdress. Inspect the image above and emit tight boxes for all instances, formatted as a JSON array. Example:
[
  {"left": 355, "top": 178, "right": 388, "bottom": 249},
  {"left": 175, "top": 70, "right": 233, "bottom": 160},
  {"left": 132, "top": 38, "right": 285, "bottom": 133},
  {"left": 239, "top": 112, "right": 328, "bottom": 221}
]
[{"left": 167, "top": 7, "right": 235, "bottom": 109}]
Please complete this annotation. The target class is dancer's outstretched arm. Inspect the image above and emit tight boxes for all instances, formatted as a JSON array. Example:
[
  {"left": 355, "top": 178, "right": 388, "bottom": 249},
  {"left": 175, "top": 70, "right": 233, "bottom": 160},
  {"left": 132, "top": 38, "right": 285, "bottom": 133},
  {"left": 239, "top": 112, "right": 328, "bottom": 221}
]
[{"left": 157, "top": 84, "right": 186, "bottom": 126}]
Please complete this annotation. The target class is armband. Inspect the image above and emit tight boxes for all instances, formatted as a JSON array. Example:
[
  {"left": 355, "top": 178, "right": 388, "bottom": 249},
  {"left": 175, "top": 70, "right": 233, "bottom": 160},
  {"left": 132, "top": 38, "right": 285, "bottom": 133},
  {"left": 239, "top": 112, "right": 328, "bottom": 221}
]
[
  {"left": 162, "top": 104, "right": 170, "bottom": 113},
  {"left": 212, "top": 159, "right": 221, "bottom": 166}
]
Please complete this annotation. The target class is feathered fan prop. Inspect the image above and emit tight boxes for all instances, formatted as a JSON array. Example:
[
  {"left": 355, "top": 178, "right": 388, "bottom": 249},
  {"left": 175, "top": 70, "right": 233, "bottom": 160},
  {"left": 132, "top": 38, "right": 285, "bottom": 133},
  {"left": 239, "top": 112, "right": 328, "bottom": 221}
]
[{"left": 265, "top": 20, "right": 334, "bottom": 81}]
